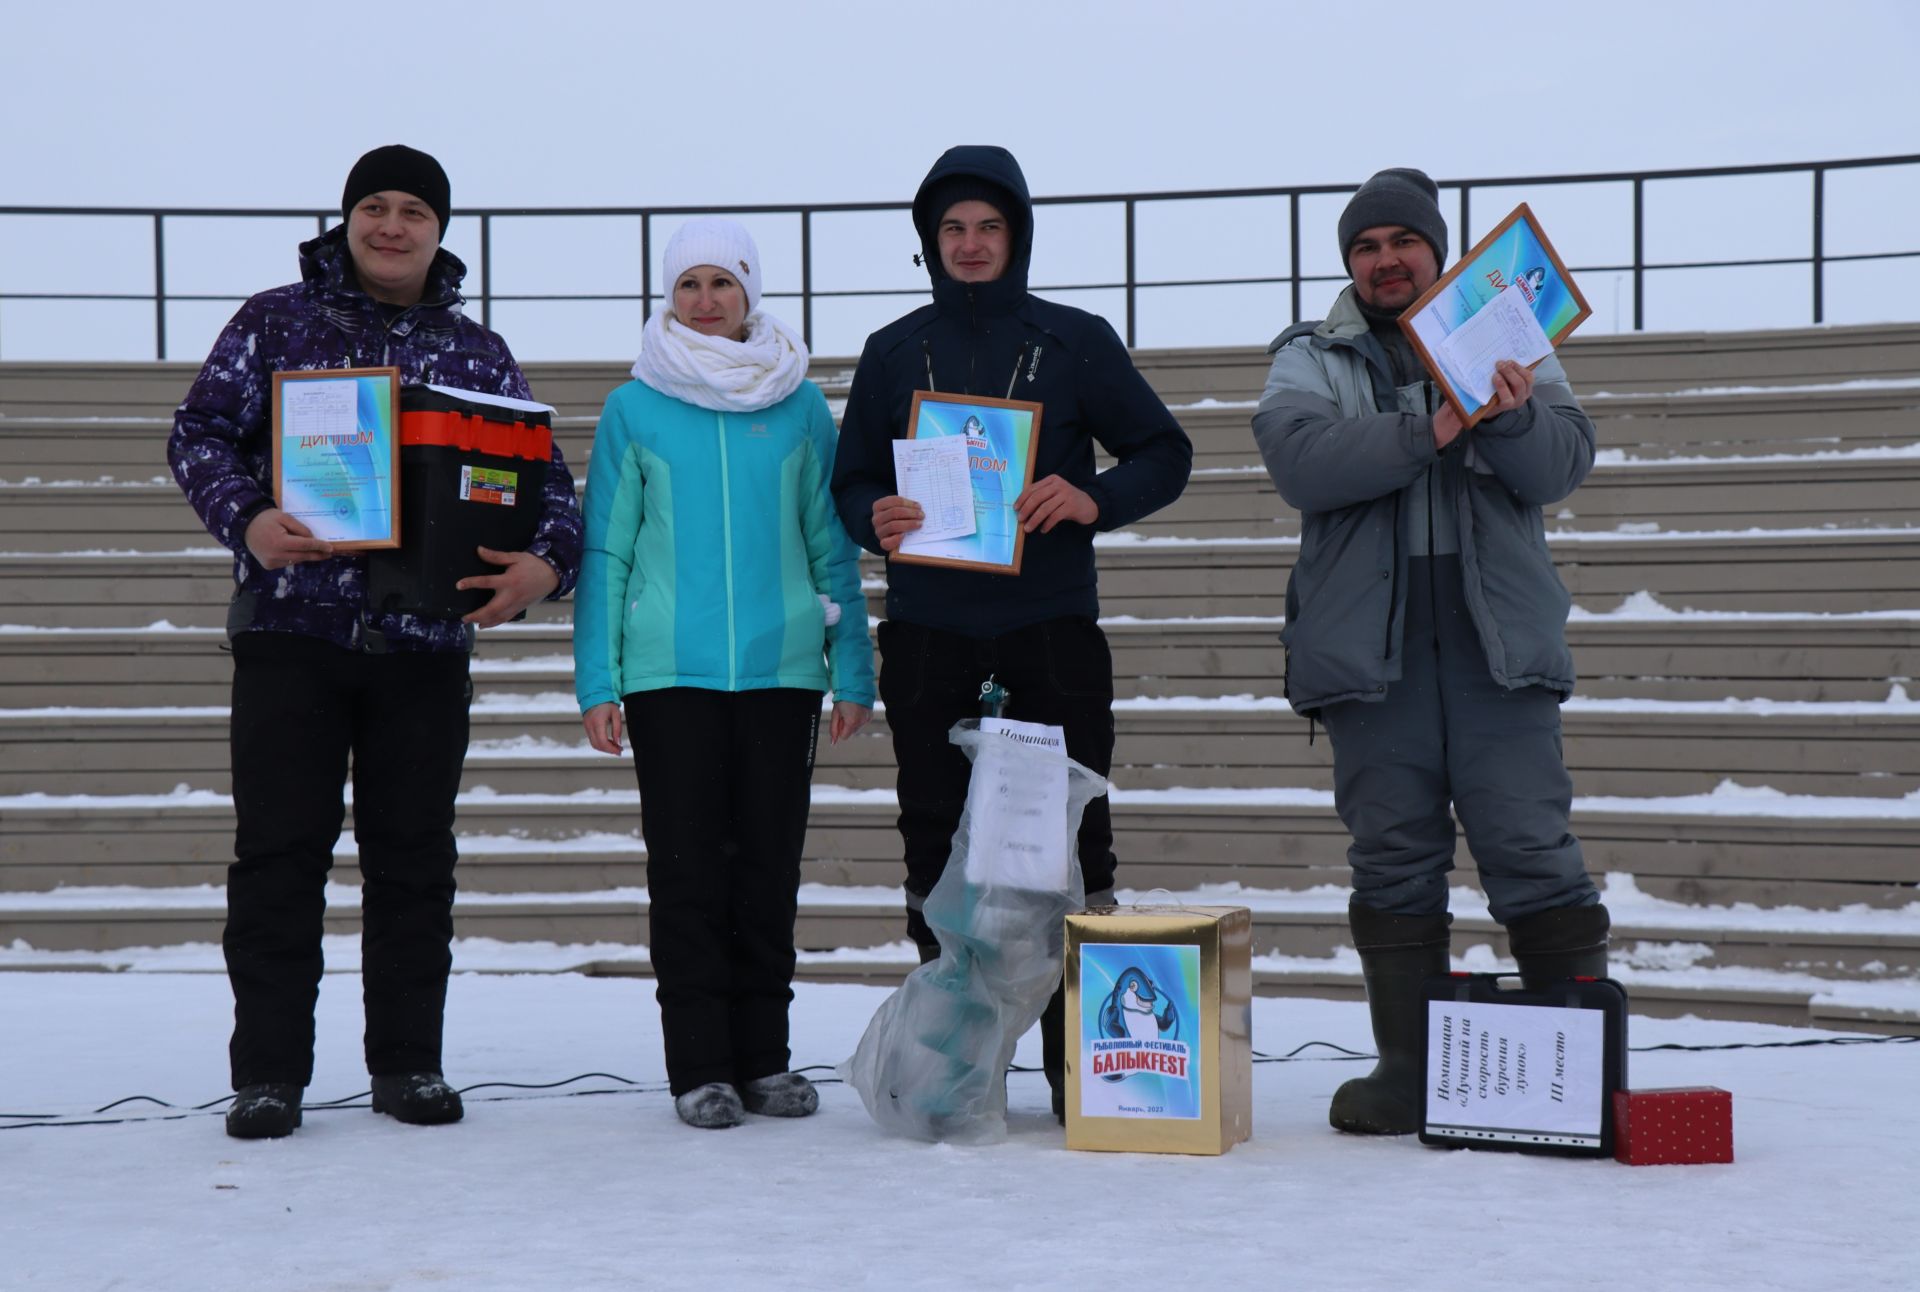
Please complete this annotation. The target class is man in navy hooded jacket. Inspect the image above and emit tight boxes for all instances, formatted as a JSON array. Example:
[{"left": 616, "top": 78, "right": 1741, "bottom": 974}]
[{"left": 832, "top": 145, "right": 1191, "bottom": 1118}]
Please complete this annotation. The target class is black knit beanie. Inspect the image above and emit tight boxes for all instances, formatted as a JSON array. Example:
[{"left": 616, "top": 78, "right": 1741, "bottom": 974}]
[
  {"left": 341, "top": 145, "right": 451, "bottom": 240},
  {"left": 916, "top": 175, "right": 1021, "bottom": 243},
  {"left": 1338, "top": 167, "right": 1448, "bottom": 272}
]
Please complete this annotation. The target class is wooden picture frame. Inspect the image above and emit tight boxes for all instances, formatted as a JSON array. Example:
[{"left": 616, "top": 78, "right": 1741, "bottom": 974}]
[
  {"left": 270, "top": 366, "right": 402, "bottom": 550},
  {"left": 1399, "top": 203, "right": 1593, "bottom": 430},
  {"left": 890, "top": 389, "right": 1045, "bottom": 576}
]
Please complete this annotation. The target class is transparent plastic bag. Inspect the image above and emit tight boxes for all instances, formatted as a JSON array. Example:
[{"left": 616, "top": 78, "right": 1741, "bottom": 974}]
[{"left": 844, "top": 720, "right": 1108, "bottom": 1143}]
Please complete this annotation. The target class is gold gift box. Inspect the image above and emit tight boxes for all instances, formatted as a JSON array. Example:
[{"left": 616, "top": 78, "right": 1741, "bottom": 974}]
[{"left": 1064, "top": 905, "right": 1252, "bottom": 1155}]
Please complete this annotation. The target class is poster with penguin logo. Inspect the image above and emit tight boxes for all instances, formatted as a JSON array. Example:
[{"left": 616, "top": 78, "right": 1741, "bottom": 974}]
[{"left": 1079, "top": 944, "right": 1201, "bottom": 1119}]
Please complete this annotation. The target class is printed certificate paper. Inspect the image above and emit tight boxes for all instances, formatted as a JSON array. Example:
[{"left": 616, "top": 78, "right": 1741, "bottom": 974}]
[
  {"left": 272, "top": 367, "right": 401, "bottom": 548},
  {"left": 1423, "top": 999, "right": 1608, "bottom": 1148},
  {"left": 891, "top": 391, "right": 1043, "bottom": 575},
  {"left": 1401, "top": 203, "right": 1591, "bottom": 428},
  {"left": 962, "top": 718, "right": 1071, "bottom": 890},
  {"left": 892, "top": 434, "right": 977, "bottom": 548}
]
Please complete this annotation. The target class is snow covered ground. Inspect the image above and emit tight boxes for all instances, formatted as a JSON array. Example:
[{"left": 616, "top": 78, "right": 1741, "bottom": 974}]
[{"left": 3, "top": 972, "right": 1916, "bottom": 1292}]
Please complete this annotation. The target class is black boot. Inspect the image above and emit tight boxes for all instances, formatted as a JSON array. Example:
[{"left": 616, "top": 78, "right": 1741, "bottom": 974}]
[
  {"left": 225, "top": 1083, "right": 304, "bottom": 1139},
  {"left": 1506, "top": 903, "right": 1611, "bottom": 989},
  {"left": 1330, "top": 902, "right": 1451, "bottom": 1136},
  {"left": 906, "top": 906, "right": 940, "bottom": 965},
  {"left": 1042, "top": 984, "right": 1066, "bottom": 1124},
  {"left": 370, "top": 1071, "right": 464, "bottom": 1125},
  {"left": 1048, "top": 886, "right": 1109, "bottom": 1124}
]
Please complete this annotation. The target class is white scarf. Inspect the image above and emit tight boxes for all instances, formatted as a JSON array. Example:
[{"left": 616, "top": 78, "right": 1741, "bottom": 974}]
[{"left": 630, "top": 309, "right": 810, "bottom": 413}]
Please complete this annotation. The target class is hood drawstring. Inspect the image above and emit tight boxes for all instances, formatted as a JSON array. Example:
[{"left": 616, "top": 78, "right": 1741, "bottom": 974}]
[{"left": 922, "top": 340, "right": 937, "bottom": 393}]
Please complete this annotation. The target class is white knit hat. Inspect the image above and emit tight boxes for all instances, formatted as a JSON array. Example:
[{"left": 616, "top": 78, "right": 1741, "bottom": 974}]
[{"left": 661, "top": 217, "right": 762, "bottom": 312}]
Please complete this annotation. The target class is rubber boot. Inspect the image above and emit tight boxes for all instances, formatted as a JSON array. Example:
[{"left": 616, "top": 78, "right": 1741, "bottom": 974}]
[
  {"left": 1506, "top": 903, "right": 1611, "bottom": 989},
  {"left": 1329, "top": 902, "right": 1452, "bottom": 1135}
]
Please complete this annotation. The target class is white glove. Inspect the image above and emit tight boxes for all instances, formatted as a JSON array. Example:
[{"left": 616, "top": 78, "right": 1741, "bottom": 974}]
[{"left": 819, "top": 593, "right": 842, "bottom": 627}]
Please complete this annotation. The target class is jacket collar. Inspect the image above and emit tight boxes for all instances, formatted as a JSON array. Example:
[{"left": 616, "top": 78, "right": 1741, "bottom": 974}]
[
  {"left": 930, "top": 268, "right": 1027, "bottom": 318},
  {"left": 298, "top": 225, "right": 466, "bottom": 313},
  {"left": 1313, "top": 285, "right": 1372, "bottom": 344},
  {"left": 1313, "top": 284, "right": 1408, "bottom": 409}
]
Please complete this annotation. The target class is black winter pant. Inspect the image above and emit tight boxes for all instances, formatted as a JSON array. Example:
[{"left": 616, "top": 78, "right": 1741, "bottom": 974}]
[
  {"left": 624, "top": 687, "right": 821, "bottom": 1096},
  {"left": 225, "top": 632, "right": 470, "bottom": 1090},
  {"left": 1318, "top": 555, "right": 1598, "bottom": 924},
  {"left": 877, "top": 615, "right": 1118, "bottom": 914},
  {"left": 878, "top": 615, "right": 1117, "bottom": 1100}
]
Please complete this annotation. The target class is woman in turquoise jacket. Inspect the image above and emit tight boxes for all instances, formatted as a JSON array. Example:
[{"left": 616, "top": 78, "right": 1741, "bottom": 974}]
[{"left": 574, "top": 218, "right": 874, "bottom": 1130}]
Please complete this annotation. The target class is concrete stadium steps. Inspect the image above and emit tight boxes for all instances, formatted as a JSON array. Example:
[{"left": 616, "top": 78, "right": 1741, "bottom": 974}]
[
  {"left": 7, "top": 449, "right": 1918, "bottom": 550},
  {"left": 3, "top": 324, "right": 1917, "bottom": 1029},
  {"left": 13, "top": 384, "right": 1916, "bottom": 508},
  {"left": 0, "top": 551, "right": 568, "bottom": 629},
  {"left": 1078, "top": 532, "right": 1920, "bottom": 618},
  {"left": 1550, "top": 322, "right": 1920, "bottom": 394},
  {"left": 13, "top": 379, "right": 1916, "bottom": 490},
  {"left": 7, "top": 883, "right": 1912, "bottom": 990},
  {"left": 3, "top": 793, "right": 1913, "bottom": 911},
  {"left": 4, "top": 319, "right": 1917, "bottom": 421},
  {"left": 1153, "top": 385, "right": 1920, "bottom": 474},
  {"left": 0, "top": 415, "right": 595, "bottom": 487},
  {"left": 8, "top": 699, "right": 1917, "bottom": 801},
  {"left": 1580, "top": 384, "right": 1920, "bottom": 458},
  {"left": 6, "top": 530, "right": 1917, "bottom": 627},
  {"left": 0, "top": 421, "right": 173, "bottom": 485},
  {"left": 1131, "top": 455, "right": 1920, "bottom": 539},
  {"left": 4, "top": 616, "right": 1911, "bottom": 708},
  {"left": 568, "top": 955, "right": 1913, "bottom": 1033}
]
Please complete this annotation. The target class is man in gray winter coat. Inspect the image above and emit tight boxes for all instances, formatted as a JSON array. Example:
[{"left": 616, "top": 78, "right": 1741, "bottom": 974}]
[{"left": 1252, "top": 167, "right": 1611, "bottom": 1136}]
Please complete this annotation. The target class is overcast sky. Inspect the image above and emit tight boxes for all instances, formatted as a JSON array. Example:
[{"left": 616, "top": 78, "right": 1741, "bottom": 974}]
[{"left": 4, "top": 0, "right": 1917, "bottom": 360}]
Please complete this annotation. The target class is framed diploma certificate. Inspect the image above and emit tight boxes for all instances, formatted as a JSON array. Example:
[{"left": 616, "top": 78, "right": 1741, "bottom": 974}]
[
  {"left": 1400, "top": 203, "right": 1592, "bottom": 430},
  {"left": 271, "top": 366, "right": 402, "bottom": 549},
  {"left": 891, "top": 390, "right": 1043, "bottom": 575}
]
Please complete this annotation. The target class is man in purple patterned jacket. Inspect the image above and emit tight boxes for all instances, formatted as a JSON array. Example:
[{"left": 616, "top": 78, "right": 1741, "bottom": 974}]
[{"left": 168, "top": 145, "right": 583, "bottom": 1140}]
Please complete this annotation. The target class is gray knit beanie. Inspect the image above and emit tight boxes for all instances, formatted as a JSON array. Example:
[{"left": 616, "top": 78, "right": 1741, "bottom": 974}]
[{"left": 1337, "top": 168, "right": 1448, "bottom": 271}]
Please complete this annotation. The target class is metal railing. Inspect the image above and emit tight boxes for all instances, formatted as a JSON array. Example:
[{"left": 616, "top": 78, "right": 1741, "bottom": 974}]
[{"left": 3, "top": 153, "right": 1916, "bottom": 359}]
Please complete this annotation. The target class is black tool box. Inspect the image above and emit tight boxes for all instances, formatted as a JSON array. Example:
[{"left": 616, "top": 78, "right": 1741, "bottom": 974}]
[
  {"left": 366, "top": 385, "right": 553, "bottom": 619},
  {"left": 1420, "top": 972, "right": 1629, "bottom": 1156}
]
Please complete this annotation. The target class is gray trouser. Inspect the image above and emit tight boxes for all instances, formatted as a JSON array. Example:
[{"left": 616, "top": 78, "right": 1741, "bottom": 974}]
[{"left": 1317, "top": 555, "right": 1597, "bottom": 924}]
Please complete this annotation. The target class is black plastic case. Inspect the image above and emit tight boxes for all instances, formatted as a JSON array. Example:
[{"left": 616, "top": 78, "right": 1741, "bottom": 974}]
[
  {"left": 1419, "top": 972, "right": 1629, "bottom": 1156},
  {"left": 365, "top": 387, "right": 550, "bottom": 619}
]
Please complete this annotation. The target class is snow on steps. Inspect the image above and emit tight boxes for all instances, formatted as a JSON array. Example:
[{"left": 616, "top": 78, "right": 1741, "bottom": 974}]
[
  {"left": 3, "top": 329, "right": 1918, "bottom": 1029},
  {"left": 3, "top": 608, "right": 1915, "bottom": 704},
  {"left": 4, "top": 526, "right": 1920, "bottom": 625},
  {"left": 5, "top": 691, "right": 1918, "bottom": 802},
  {"left": 3, "top": 879, "right": 1913, "bottom": 1032}
]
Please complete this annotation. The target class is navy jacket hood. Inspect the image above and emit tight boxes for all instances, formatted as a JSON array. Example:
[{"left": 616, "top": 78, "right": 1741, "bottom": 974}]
[{"left": 912, "top": 145, "right": 1033, "bottom": 314}]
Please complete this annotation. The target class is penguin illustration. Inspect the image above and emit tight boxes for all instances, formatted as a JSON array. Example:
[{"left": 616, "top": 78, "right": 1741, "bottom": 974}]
[{"left": 1099, "top": 968, "right": 1179, "bottom": 1044}]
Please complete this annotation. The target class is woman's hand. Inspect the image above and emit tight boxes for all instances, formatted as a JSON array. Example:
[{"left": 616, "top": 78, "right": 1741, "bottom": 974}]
[
  {"left": 582, "top": 702, "right": 625, "bottom": 755},
  {"left": 829, "top": 701, "right": 873, "bottom": 745}
]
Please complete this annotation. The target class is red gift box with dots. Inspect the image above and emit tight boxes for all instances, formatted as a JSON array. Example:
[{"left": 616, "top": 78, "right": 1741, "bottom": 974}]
[{"left": 1612, "top": 1087, "right": 1734, "bottom": 1165}]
